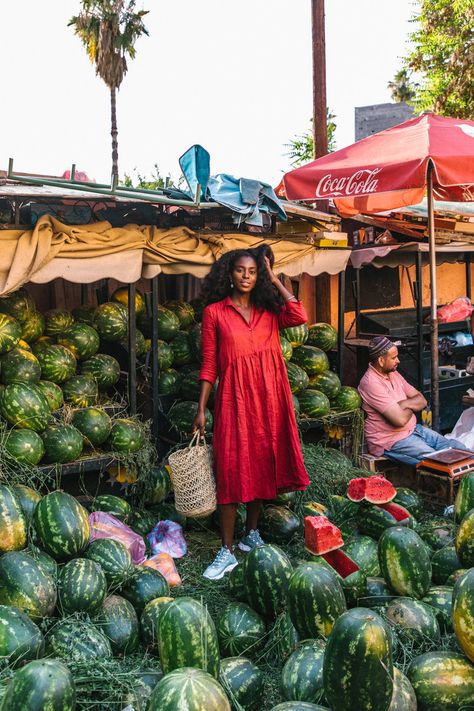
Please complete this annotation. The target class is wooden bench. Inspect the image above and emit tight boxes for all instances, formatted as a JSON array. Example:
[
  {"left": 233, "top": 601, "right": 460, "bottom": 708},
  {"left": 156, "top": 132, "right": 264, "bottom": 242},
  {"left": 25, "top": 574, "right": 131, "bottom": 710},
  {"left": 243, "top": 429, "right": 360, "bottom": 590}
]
[{"left": 358, "top": 453, "right": 417, "bottom": 488}]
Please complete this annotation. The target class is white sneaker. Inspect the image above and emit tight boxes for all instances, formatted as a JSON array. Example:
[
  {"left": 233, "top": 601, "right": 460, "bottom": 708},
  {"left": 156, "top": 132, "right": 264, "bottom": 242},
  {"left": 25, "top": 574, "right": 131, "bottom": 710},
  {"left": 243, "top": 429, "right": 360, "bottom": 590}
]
[
  {"left": 238, "top": 529, "right": 265, "bottom": 552},
  {"left": 203, "top": 547, "right": 238, "bottom": 580}
]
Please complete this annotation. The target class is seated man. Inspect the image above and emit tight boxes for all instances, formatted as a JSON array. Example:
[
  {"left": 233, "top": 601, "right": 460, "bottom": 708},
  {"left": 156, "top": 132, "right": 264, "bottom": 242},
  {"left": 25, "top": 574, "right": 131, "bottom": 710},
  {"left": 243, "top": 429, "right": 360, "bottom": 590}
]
[{"left": 358, "top": 336, "right": 467, "bottom": 466}]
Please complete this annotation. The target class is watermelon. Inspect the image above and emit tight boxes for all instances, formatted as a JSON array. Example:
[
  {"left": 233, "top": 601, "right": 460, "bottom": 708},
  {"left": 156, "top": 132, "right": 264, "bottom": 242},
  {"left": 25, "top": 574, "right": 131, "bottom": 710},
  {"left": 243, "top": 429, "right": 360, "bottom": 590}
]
[
  {"left": 307, "top": 322, "right": 337, "bottom": 352},
  {"left": 454, "top": 472, "right": 474, "bottom": 524},
  {"left": 291, "top": 345, "right": 329, "bottom": 376},
  {"left": 11, "top": 485, "right": 41, "bottom": 523},
  {"left": 35, "top": 380, "right": 64, "bottom": 411},
  {"left": 358, "top": 503, "right": 413, "bottom": 539},
  {"left": 140, "top": 596, "right": 174, "bottom": 654},
  {"left": 188, "top": 322, "right": 202, "bottom": 363},
  {"left": 85, "top": 538, "right": 132, "bottom": 587},
  {"left": 244, "top": 544, "right": 293, "bottom": 619},
  {"left": 44, "top": 309, "right": 74, "bottom": 336},
  {"left": 121, "top": 566, "right": 169, "bottom": 614},
  {"left": 228, "top": 563, "right": 247, "bottom": 603},
  {"left": 57, "top": 322, "right": 100, "bottom": 360},
  {"left": 120, "top": 328, "right": 147, "bottom": 358},
  {"left": 286, "top": 362, "right": 309, "bottom": 394},
  {"left": 281, "top": 639, "right": 326, "bottom": 704},
  {"left": 17, "top": 339, "right": 32, "bottom": 351},
  {"left": 33, "top": 490, "right": 90, "bottom": 560},
  {"left": 1, "top": 347, "right": 41, "bottom": 385},
  {"left": 0, "top": 485, "right": 27, "bottom": 552},
  {"left": 389, "top": 667, "right": 417, "bottom": 711},
  {"left": 310, "top": 550, "right": 366, "bottom": 608},
  {"left": 148, "top": 464, "right": 172, "bottom": 505},
  {"left": 147, "top": 667, "right": 231, "bottom": 711},
  {"left": 364, "top": 476, "right": 396, "bottom": 504},
  {"left": 378, "top": 526, "right": 432, "bottom": 598},
  {"left": 107, "top": 418, "right": 144, "bottom": 453},
  {"left": 259, "top": 505, "right": 301, "bottom": 544},
  {"left": 157, "top": 339, "right": 174, "bottom": 369},
  {"left": 308, "top": 370, "right": 341, "bottom": 399},
  {"left": 423, "top": 585, "right": 454, "bottom": 632},
  {"left": 167, "top": 400, "right": 213, "bottom": 435},
  {"left": 71, "top": 406, "right": 112, "bottom": 445},
  {"left": 288, "top": 562, "right": 346, "bottom": 638},
  {"left": 331, "top": 386, "right": 362, "bottom": 412},
  {"left": 219, "top": 656, "right": 264, "bottom": 711},
  {"left": 130, "top": 508, "right": 156, "bottom": 537},
  {"left": 0, "top": 289, "right": 35, "bottom": 324},
  {"left": 452, "top": 567, "right": 474, "bottom": 662},
  {"left": 72, "top": 304, "right": 96, "bottom": 324},
  {"left": 26, "top": 546, "right": 58, "bottom": 579},
  {"left": 345, "top": 536, "right": 380, "bottom": 576},
  {"left": 81, "top": 353, "right": 121, "bottom": 389},
  {"left": 365, "top": 576, "right": 391, "bottom": 596},
  {"left": 58, "top": 558, "right": 107, "bottom": 615},
  {"left": 385, "top": 598, "right": 440, "bottom": 648},
  {"left": 431, "top": 545, "right": 461, "bottom": 584},
  {"left": 158, "top": 597, "right": 220, "bottom": 678},
  {"left": 5, "top": 429, "right": 44, "bottom": 465},
  {"left": 36, "top": 344, "right": 77, "bottom": 383},
  {"left": 41, "top": 423, "right": 84, "bottom": 463},
  {"left": 0, "top": 551, "right": 57, "bottom": 619},
  {"left": 280, "top": 335, "right": 293, "bottom": 362},
  {"left": 157, "top": 305, "right": 181, "bottom": 341},
  {"left": 0, "top": 383, "right": 50, "bottom": 431},
  {"left": 45, "top": 620, "right": 112, "bottom": 661},
  {"left": 298, "top": 389, "right": 331, "bottom": 418},
  {"left": 62, "top": 373, "right": 98, "bottom": 407},
  {"left": 165, "top": 300, "right": 195, "bottom": 329},
  {"left": 446, "top": 568, "right": 469, "bottom": 586},
  {"left": 269, "top": 611, "right": 300, "bottom": 661},
  {"left": 216, "top": 602, "right": 266, "bottom": 659},
  {"left": 271, "top": 705, "right": 329, "bottom": 711},
  {"left": 407, "top": 651, "right": 474, "bottom": 711},
  {"left": 97, "top": 593, "right": 139, "bottom": 655},
  {"left": 0, "top": 659, "right": 76, "bottom": 711},
  {"left": 456, "top": 507, "right": 474, "bottom": 567},
  {"left": 120, "top": 670, "right": 164, "bottom": 711},
  {"left": 93, "top": 302, "right": 128, "bottom": 341},
  {"left": 112, "top": 285, "right": 145, "bottom": 314},
  {"left": 92, "top": 494, "right": 132, "bottom": 522},
  {"left": 323, "top": 607, "right": 393, "bottom": 711},
  {"left": 158, "top": 367, "right": 181, "bottom": 395},
  {"left": 0, "top": 313, "right": 22, "bottom": 354},
  {"left": 273, "top": 491, "right": 298, "bottom": 507},
  {"left": 393, "top": 487, "right": 424, "bottom": 518},
  {"left": 0, "top": 604, "right": 43, "bottom": 665},
  {"left": 281, "top": 324, "right": 308, "bottom": 348}
]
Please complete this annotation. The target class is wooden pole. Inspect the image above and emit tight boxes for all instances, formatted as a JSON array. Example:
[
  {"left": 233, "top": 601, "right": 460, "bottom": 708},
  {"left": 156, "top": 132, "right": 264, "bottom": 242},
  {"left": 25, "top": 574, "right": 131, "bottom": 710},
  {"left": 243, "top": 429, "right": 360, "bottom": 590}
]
[{"left": 311, "top": 0, "right": 328, "bottom": 160}]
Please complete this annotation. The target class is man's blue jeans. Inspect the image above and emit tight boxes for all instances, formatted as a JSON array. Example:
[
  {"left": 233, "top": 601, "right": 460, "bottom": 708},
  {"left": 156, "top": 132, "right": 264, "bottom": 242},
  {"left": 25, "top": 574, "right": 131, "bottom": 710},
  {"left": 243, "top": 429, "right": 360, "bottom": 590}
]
[{"left": 384, "top": 423, "right": 469, "bottom": 467}]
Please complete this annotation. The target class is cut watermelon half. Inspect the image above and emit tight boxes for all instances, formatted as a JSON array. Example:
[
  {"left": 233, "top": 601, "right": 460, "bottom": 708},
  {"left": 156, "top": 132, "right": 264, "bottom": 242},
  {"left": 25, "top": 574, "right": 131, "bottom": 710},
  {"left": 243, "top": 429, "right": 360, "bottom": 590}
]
[
  {"left": 347, "top": 477, "right": 367, "bottom": 502},
  {"left": 304, "top": 515, "right": 344, "bottom": 555},
  {"left": 364, "top": 476, "right": 396, "bottom": 504},
  {"left": 321, "top": 549, "right": 360, "bottom": 579},
  {"left": 379, "top": 501, "right": 411, "bottom": 522}
]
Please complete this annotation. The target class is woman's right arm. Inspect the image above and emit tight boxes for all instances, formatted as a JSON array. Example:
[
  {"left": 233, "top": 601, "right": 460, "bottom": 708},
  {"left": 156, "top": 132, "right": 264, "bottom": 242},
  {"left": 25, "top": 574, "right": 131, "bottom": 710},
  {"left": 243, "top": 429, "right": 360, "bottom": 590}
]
[
  {"left": 193, "top": 381, "right": 213, "bottom": 435},
  {"left": 192, "top": 306, "right": 218, "bottom": 435}
]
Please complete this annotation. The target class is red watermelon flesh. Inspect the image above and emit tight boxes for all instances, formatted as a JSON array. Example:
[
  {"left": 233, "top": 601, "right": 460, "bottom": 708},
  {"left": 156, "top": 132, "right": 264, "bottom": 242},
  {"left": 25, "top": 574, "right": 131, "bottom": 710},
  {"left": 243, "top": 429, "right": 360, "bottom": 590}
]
[
  {"left": 379, "top": 501, "right": 411, "bottom": 522},
  {"left": 347, "top": 477, "right": 367, "bottom": 502},
  {"left": 304, "top": 515, "right": 344, "bottom": 555},
  {"left": 365, "top": 476, "right": 396, "bottom": 504},
  {"left": 322, "top": 549, "right": 360, "bottom": 578}
]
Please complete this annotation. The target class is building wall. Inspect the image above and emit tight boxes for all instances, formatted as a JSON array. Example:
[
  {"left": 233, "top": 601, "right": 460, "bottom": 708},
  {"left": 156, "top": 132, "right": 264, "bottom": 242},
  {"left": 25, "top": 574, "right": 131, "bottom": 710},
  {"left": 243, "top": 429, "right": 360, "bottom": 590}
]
[{"left": 355, "top": 102, "right": 414, "bottom": 141}]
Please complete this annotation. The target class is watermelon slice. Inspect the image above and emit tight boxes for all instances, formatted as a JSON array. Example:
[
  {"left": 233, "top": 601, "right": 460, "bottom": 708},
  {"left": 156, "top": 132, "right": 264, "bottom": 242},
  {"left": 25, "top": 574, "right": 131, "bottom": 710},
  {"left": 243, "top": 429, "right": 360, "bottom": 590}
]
[
  {"left": 304, "top": 515, "right": 344, "bottom": 555},
  {"left": 321, "top": 549, "right": 360, "bottom": 579},
  {"left": 365, "top": 476, "right": 396, "bottom": 504},
  {"left": 347, "top": 477, "right": 367, "bottom": 502},
  {"left": 378, "top": 501, "right": 412, "bottom": 522}
]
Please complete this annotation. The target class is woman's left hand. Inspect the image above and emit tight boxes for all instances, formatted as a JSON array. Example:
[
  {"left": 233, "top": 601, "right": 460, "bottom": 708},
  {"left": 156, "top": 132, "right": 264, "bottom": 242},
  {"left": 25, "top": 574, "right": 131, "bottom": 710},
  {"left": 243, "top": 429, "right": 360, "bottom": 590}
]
[{"left": 264, "top": 256, "right": 278, "bottom": 285}]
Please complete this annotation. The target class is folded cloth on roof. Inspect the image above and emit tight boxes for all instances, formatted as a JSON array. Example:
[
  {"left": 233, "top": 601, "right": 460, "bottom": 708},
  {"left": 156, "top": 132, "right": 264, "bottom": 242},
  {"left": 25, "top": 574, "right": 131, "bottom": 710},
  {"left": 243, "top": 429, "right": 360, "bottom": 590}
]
[{"left": 207, "top": 174, "right": 287, "bottom": 226}]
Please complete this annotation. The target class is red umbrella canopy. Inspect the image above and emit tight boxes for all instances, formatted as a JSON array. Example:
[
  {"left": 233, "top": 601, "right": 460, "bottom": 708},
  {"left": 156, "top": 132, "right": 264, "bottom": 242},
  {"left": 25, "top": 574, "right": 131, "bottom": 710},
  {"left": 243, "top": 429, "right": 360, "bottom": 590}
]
[{"left": 282, "top": 114, "right": 474, "bottom": 215}]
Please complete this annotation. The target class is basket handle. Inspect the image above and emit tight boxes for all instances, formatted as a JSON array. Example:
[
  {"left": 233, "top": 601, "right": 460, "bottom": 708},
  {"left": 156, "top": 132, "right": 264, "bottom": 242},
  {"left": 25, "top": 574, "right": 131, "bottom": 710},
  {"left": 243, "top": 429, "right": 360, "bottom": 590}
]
[{"left": 189, "top": 430, "right": 204, "bottom": 449}]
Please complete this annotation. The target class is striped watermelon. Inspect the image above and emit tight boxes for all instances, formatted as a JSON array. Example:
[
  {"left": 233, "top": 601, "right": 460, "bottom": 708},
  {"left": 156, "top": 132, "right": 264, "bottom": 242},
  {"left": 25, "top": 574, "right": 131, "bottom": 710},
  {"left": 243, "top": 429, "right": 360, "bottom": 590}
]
[
  {"left": 0, "top": 605, "right": 43, "bottom": 665},
  {"left": 165, "top": 300, "right": 195, "bottom": 328},
  {"left": 385, "top": 598, "right": 440, "bottom": 648},
  {"left": 281, "top": 324, "right": 308, "bottom": 348},
  {"left": 280, "top": 335, "right": 293, "bottom": 362},
  {"left": 31, "top": 335, "right": 55, "bottom": 354},
  {"left": 1, "top": 347, "right": 41, "bottom": 385},
  {"left": 357, "top": 503, "right": 414, "bottom": 539},
  {"left": 307, "top": 323, "right": 338, "bottom": 352},
  {"left": 0, "top": 289, "right": 35, "bottom": 324},
  {"left": 72, "top": 304, "right": 96, "bottom": 324},
  {"left": 259, "top": 506, "right": 301, "bottom": 544},
  {"left": 308, "top": 552, "right": 365, "bottom": 609},
  {"left": 216, "top": 602, "right": 266, "bottom": 659},
  {"left": 45, "top": 620, "right": 112, "bottom": 661},
  {"left": 168, "top": 401, "right": 213, "bottom": 435},
  {"left": 407, "top": 651, "right": 474, "bottom": 711},
  {"left": 419, "top": 518, "right": 454, "bottom": 550},
  {"left": 33, "top": 490, "right": 90, "bottom": 560},
  {"left": 35, "top": 380, "right": 64, "bottom": 411},
  {"left": 58, "top": 558, "right": 107, "bottom": 615},
  {"left": 281, "top": 639, "right": 326, "bottom": 704},
  {"left": 323, "top": 608, "right": 393, "bottom": 711},
  {"left": 0, "top": 314, "right": 22, "bottom": 354},
  {"left": 291, "top": 346, "right": 329, "bottom": 376},
  {"left": 121, "top": 566, "right": 170, "bottom": 614},
  {"left": 58, "top": 322, "right": 100, "bottom": 360},
  {"left": 171, "top": 330, "right": 193, "bottom": 366},
  {"left": 41, "top": 423, "right": 84, "bottom": 463},
  {"left": 390, "top": 668, "right": 418, "bottom": 711},
  {"left": 26, "top": 545, "right": 58, "bottom": 579},
  {"left": 309, "top": 370, "right": 341, "bottom": 399},
  {"left": 17, "top": 339, "right": 31, "bottom": 351},
  {"left": 36, "top": 344, "right": 77, "bottom": 383},
  {"left": 130, "top": 508, "right": 157, "bottom": 537},
  {"left": 344, "top": 536, "right": 380, "bottom": 576},
  {"left": 120, "top": 670, "right": 164, "bottom": 711},
  {"left": 332, "top": 386, "right": 362, "bottom": 412},
  {"left": 393, "top": 487, "right": 424, "bottom": 519},
  {"left": 243, "top": 544, "right": 293, "bottom": 619},
  {"left": 62, "top": 374, "right": 98, "bottom": 407},
  {"left": 431, "top": 545, "right": 460, "bottom": 584},
  {"left": 120, "top": 328, "right": 147, "bottom": 358},
  {"left": 112, "top": 286, "right": 145, "bottom": 314},
  {"left": 158, "top": 368, "right": 181, "bottom": 395},
  {"left": 158, "top": 339, "right": 174, "bottom": 369},
  {"left": 81, "top": 353, "right": 121, "bottom": 389},
  {"left": 0, "top": 485, "right": 27, "bottom": 552},
  {"left": 452, "top": 567, "right": 474, "bottom": 662},
  {"left": 379, "top": 526, "right": 431, "bottom": 598},
  {"left": 286, "top": 362, "right": 309, "bottom": 394},
  {"left": 219, "top": 657, "right": 264, "bottom": 711},
  {"left": 447, "top": 568, "right": 469, "bottom": 586},
  {"left": 97, "top": 593, "right": 140, "bottom": 655},
  {"left": 92, "top": 494, "right": 132, "bottom": 522},
  {"left": 10, "top": 485, "right": 41, "bottom": 523},
  {"left": 269, "top": 611, "right": 300, "bottom": 661},
  {"left": 188, "top": 323, "right": 202, "bottom": 363},
  {"left": 44, "top": 309, "right": 74, "bottom": 336},
  {"left": 288, "top": 563, "right": 346, "bottom": 639},
  {"left": 423, "top": 585, "right": 454, "bottom": 632},
  {"left": 147, "top": 668, "right": 231, "bottom": 711},
  {"left": 5, "top": 429, "right": 45, "bottom": 466},
  {"left": 84, "top": 538, "right": 133, "bottom": 587},
  {"left": 297, "top": 389, "right": 331, "bottom": 418},
  {"left": 107, "top": 418, "right": 144, "bottom": 453},
  {"left": 271, "top": 705, "right": 329, "bottom": 711},
  {"left": 0, "top": 383, "right": 50, "bottom": 431},
  {"left": 93, "top": 302, "right": 128, "bottom": 342},
  {"left": 228, "top": 563, "right": 247, "bottom": 603},
  {"left": 71, "top": 407, "right": 112, "bottom": 446},
  {"left": 157, "top": 306, "right": 181, "bottom": 341},
  {"left": 454, "top": 472, "right": 474, "bottom": 524},
  {"left": 140, "top": 596, "right": 174, "bottom": 654},
  {"left": 0, "top": 659, "right": 76, "bottom": 711},
  {"left": 148, "top": 464, "right": 172, "bottom": 505},
  {"left": 158, "top": 597, "right": 220, "bottom": 678},
  {"left": 456, "top": 508, "right": 474, "bottom": 567},
  {"left": 0, "top": 551, "right": 57, "bottom": 619},
  {"left": 365, "top": 576, "right": 391, "bottom": 596}
]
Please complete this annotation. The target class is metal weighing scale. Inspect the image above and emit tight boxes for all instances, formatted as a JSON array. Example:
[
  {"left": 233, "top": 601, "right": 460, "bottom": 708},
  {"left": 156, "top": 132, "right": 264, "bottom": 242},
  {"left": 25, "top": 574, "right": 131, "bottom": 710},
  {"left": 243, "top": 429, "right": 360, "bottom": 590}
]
[{"left": 416, "top": 448, "right": 474, "bottom": 506}]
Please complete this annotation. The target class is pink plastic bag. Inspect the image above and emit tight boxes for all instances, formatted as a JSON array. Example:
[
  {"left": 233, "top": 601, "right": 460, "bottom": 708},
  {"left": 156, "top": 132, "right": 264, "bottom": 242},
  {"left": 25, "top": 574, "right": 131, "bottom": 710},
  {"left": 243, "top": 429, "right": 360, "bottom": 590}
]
[
  {"left": 437, "top": 297, "right": 473, "bottom": 323},
  {"left": 147, "top": 520, "right": 187, "bottom": 559},
  {"left": 89, "top": 512, "right": 146, "bottom": 564}
]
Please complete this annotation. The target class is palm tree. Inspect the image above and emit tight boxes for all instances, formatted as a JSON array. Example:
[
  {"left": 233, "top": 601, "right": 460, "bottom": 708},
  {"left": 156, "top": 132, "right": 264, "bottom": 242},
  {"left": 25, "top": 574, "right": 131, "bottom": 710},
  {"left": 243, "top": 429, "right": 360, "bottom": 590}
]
[
  {"left": 69, "top": 1, "right": 149, "bottom": 184},
  {"left": 388, "top": 68, "right": 416, "bottom": 103}
]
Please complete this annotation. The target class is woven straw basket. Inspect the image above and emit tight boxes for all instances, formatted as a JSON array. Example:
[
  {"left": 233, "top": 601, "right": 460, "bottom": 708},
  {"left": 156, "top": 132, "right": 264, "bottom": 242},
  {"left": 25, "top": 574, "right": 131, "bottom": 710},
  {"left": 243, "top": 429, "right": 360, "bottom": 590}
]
[{"left": 167, "top": 431, "right": 216, "bottom": 518}]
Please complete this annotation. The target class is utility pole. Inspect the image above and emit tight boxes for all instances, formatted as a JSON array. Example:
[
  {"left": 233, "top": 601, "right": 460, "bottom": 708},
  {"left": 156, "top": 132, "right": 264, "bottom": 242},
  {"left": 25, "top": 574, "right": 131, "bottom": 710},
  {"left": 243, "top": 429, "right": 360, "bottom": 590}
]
[{"left": 311, "top": 0, "right": 328, "bottom": 160}]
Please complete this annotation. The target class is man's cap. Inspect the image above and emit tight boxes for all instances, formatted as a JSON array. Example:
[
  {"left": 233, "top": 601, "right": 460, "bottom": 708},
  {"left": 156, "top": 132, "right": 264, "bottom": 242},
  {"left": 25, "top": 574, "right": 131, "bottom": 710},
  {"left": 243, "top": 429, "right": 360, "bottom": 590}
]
[{"left": 368, "top": 336, "right": 394, "bottom": 359}]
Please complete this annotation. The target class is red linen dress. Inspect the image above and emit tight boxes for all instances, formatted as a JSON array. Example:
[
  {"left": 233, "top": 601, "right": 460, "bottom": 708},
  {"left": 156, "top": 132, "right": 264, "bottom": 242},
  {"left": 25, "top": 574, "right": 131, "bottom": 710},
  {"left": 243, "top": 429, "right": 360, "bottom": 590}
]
[{"left": 199, "top": 296, "right": 309, "bottom": 504}]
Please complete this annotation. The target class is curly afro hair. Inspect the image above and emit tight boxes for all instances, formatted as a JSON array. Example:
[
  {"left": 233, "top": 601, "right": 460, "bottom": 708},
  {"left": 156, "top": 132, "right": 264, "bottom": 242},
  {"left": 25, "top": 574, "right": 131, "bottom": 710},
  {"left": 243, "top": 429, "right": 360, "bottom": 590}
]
[{"left": 200, "top": 244, "right": 284, "bottom": 314}]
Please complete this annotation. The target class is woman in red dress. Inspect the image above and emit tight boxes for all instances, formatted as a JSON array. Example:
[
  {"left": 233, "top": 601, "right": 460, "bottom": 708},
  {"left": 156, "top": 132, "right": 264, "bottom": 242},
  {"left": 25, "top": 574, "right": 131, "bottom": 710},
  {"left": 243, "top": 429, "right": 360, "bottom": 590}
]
[{"left": 193, "top": 245, "right": 309, "bottom": 580}]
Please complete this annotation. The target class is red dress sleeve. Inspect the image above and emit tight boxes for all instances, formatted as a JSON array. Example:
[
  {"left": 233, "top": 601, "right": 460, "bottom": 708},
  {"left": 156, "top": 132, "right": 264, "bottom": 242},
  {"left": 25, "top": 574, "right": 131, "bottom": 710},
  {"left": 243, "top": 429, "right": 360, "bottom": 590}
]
[
  {"left": 199, "top": 306, "right": 218, "bottom": 385},
  {"left": 278, "top": 300, "right": 308, "bottom": 329}
]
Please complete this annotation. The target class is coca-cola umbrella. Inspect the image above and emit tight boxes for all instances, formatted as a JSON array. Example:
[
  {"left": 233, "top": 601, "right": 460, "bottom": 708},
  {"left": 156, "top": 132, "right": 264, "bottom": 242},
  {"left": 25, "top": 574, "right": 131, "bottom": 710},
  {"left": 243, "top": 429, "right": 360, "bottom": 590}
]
[{"left": 282, "top": 114, "right": 474, "bottom": 430}]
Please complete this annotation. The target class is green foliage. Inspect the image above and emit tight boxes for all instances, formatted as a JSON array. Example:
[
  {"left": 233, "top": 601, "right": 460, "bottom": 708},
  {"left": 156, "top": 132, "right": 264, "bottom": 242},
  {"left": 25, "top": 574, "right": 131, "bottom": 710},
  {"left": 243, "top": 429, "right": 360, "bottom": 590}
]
[
  {"left": 405, "top": 0, "right": 474, "bottom": 118},
  {"left": 387, "top": 68, "right": 417, "bottom": 103},
  {"left": 122, "top": 164, "right": 175, "bottom": 190},
  {"left": 285, "top": 109, "right": 337, "bottom": 167}
]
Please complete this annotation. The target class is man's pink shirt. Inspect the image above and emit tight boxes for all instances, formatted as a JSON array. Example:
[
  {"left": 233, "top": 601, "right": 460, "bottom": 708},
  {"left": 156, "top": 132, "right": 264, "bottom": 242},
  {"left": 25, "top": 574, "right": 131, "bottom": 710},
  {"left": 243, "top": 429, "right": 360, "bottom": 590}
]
[{"left": 358, "top": 364, "right": 417, "bottom": 457}]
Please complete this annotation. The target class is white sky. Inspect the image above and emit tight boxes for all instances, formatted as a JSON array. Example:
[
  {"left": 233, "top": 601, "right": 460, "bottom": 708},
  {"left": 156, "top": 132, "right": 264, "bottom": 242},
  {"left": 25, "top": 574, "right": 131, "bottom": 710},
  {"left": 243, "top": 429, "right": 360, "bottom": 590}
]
[{"left": 1, "top": 0, "right": 415, "bottom": 187}]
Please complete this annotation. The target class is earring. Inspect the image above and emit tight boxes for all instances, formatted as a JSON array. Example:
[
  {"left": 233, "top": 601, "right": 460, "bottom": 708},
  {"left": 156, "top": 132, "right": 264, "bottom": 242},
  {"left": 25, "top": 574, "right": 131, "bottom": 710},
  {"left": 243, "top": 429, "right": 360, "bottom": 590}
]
[{"left": 230, "top": 280, "right": 234, "bottom": 288}]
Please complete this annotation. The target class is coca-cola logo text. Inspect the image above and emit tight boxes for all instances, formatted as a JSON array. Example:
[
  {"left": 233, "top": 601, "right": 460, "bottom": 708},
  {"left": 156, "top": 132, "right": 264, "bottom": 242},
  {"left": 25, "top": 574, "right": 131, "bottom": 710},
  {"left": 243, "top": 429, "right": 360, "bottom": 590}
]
[{"left": 315, "top": 168, "right": 382, "bottom": 198}]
